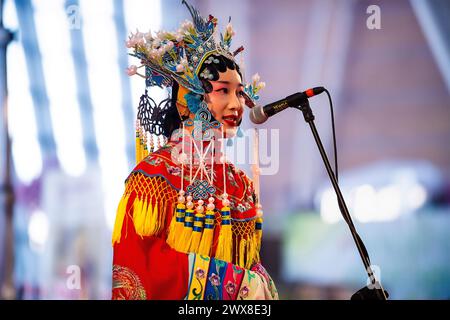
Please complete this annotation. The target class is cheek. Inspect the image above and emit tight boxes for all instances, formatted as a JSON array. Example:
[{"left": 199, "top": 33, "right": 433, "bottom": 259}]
[{"left": 207, "top": 95, "right": 227, "bottom": 118}]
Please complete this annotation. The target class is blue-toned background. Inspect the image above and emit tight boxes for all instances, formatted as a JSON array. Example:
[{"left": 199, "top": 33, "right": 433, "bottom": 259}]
[{"left": 0, "top": 0, "right": 449, "bottom": 299}]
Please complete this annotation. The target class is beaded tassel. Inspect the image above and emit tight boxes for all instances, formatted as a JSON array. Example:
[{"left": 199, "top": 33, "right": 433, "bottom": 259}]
[
  {"left": 135, "top": 120, "right": 142, "bottom": 165},
  {"left": 156, "top": 133, "right": 161, "bottom": 150},
  {"left": 168, "top": 124, "right": 187, "bottom": 248},
  {"left": 214, "top": 193, "right": 232, "bottom": 263},
  {"left": 139, "top": 125, "right": 146, "bottom": 161},
  {"left": 197, "top": 197, "right": 215, "bottom": 256},
  {"left": 149, "top": 134, "right": 154, "bottom": 153},
  {"left": 177, "top": 195, "right": 194, "bottom": 253},
  {"left": 188, "top": 199, "right": 205, "bottom": 252},
  {"left": 215, "top": 128, "right": 233, "bottom": 262},
  {"left": 142, "top": 131, "right": 149, "bottom": 160},
  {"left": 167, "top": 190, "right": 186, "bottom": 248}
]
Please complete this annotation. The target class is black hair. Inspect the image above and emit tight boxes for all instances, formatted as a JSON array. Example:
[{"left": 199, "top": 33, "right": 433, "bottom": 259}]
[
  {"left": 198, "top": 54, "right": 242, "bottom": 93},
  {"left": 160, "top": 81, "right": 182, "bottom": 138}
]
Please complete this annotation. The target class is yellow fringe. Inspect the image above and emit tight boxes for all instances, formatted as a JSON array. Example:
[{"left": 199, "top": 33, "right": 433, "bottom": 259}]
[
  {"left": 112, "top": 193, "right": 131, "bottom": 245},
  {"left": 129, "top": 197, "right": 168, "bottom": 238},
  {"left": 132, "top": 198, "right": 145, "bottom": 236},
  {"left": 239, "top": 238, "right": 246, "bottom": 268},
  {"left": 177, "top": 209, "right": 194, "bottom": 253},
  {"left": 215, "top": 206, "right": 232, "bottom": 263},
  {"left": 135, "top": 134, "right": 141, "bottom": 165},
  {"left": 197, "top": 210, "right": 215, "bottom": 256},
  {"left": 142, "top": 200, "right": 153, "bottom": 235},
  {"left": 167, "top": 203, "right": 185, "bottom": 247},
  {"left": 245, "top": 235, "right": 256, "bottom": 269},
  {"left": 156, "top": 201, "right": 166, "bottom": 233},
  {"left": 188, "top": 213, "right": 204, "bottom": 252},
  {"left": 254, "top": 217, "right": 263, "bottom": 263}
]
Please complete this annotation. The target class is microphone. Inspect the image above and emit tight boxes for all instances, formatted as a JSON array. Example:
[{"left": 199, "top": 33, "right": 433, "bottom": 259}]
[{"left": 249, "top": 87, "right": 325, "bottom": 124}]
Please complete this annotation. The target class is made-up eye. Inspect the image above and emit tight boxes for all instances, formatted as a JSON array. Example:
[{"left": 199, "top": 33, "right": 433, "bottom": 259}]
[{"left": 215, "top": 88, "right": 228, "bottom": 94}]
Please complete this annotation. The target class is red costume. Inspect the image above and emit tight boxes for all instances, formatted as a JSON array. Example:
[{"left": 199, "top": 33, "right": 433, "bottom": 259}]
[{"left": 112, "top": 142, "right": 278, "bottom": 300}]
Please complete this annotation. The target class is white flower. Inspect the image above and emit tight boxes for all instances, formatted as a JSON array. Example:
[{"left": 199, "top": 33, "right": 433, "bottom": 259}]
[
  {"left": 144, "top": 31, "right": 153, "bottom": 42},
  {"left": 125, "top": 39, "right": 135, "bottom": 48},
  {"left": 257, "top": 81, "right": 266, "bottom": 90},
  {"left": 135, "top": 36, "right": 145, "bottom": 46},
  {"left": 226, "top": 23, "right": 233, "bottom": 33},
  {"left": 156, "top": 30, "right": 165, "bottom": 38},
  {"left": 126, "top": 65, "right": 137, "bottom": 76},
  {"left": 252, "top": 73, "right": 260, "bottom": 84},
  {"left": 181, "top": 20, "right": 193, "bottom": 30},
  {"left": 176, "top": 64, "right": 185, "bottom": 72},
  {"left": 176, "top": 34, "right": 184, "bottom": 42}
]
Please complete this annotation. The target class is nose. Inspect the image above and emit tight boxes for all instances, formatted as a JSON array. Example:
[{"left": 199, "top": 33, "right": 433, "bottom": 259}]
[{"left": 228, "top": 92, "right": 244, "bottom": 113}]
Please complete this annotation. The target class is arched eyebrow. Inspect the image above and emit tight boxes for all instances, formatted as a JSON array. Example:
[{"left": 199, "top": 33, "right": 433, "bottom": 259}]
[{"left": 213, "top": 80, "right": 244, "bottom": 87}]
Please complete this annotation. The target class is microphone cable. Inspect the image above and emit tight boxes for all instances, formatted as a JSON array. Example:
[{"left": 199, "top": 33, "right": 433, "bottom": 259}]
[{"left": 324, "top": 88, "right": 338, "bottom": 183}]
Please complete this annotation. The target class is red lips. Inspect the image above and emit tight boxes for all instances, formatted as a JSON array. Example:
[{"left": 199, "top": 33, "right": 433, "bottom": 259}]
[{"left": 222, "top": 114, "right": 240, "bottom": 127}]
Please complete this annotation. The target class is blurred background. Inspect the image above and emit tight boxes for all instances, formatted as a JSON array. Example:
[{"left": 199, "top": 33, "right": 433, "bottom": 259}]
[{"left": 0, "top": 0, "right": 449, "bottom": 299}]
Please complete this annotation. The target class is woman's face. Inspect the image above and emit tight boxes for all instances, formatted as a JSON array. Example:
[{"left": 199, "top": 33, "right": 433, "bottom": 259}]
[{"left": 205, "top": 68, "right": 246, "bottom": 137}]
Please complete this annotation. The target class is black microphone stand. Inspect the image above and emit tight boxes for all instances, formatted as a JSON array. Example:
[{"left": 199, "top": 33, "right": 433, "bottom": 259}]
[{"left": 294, "top": 99, "right": 388, "bottom": 300}]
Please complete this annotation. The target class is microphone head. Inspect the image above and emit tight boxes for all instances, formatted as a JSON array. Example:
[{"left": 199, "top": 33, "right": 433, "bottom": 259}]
[{"left": 249, "top": 105, "right": 268, "bottom": 124}]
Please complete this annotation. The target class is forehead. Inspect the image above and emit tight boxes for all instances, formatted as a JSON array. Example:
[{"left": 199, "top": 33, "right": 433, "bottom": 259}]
[{"left": 213, "top": 69, "right": 242, "bottom": 85}]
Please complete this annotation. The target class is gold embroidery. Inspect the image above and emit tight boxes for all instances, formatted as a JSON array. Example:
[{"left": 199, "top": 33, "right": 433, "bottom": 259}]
[{"left": 112, "top": 265, "right": 147, "bottom": 300}]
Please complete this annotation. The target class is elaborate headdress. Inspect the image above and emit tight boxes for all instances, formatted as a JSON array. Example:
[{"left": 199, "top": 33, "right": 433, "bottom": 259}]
[{"left": 128, "top": 1, "right": 236, "bottom": 95}]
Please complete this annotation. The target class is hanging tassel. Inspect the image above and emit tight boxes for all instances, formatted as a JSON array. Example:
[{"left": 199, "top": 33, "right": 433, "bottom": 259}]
[
  {"left": 135, "top": 129, "right": 142, "bottom": 165},
  {"left": 149, "top": 134, "right": 154, "bottom": 153},
  {"left": 149, "top": 200, "right": 161, "bottom": 235},
  {"left": 142, "top": 200, "right": 154, "bottom": 235},
  {"left": 238, "top": 238, "right": 247, "bottom": 268},
  {"left": 245, "top": 234, "right": 256, "bottom": 269},
  {"left": 167, "top": 191, "right": 186, "bottom": 247},
  {"left": 132, "top": 197, "right": 145, "bottom": 236},
  {"left": 112, "top": 193, "right": 131, "bottom": 245},
  {"left": 188, "top": 200, "right": 205, "bottom": 252},
  {"left": 197, "top": 197, "right": 216, "bottom": 256},
  {"left": 254, "top": 205, "right": 264, "bottom": 262},
  {"left": 177, "top": 196, "right": 195, "bottom": 253},
  {"left": 139, "top": 126, "right": 146, "bottom": 161},
  {"left": 142, "top": 131, "right": 149, "bottom": 160},
  {"left": 215, "top": 195, "right": 233, "bottom": 263}
]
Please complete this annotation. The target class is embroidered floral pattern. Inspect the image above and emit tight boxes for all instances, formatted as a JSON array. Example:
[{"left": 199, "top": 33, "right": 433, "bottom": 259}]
[
  {"left": 143, "top": 156, "right": 163, "bottom": 166},
  {"left": 195, "top": 268, "right": 205, "bottom": 280},
  {"left": 187, "top": 254, "right": 278, "bottom": 301},
  {"left": 225, "top": 281, "right": 236, "bottom": 295},
  {"left": 209, "top": 273, "right": 221, "bottom": 286},
  {"left": 166, "top": 165, "right": 181, "bottom": 176},
  {"left": 239, "top": 285, "right": 249, "bottom": 298}
]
